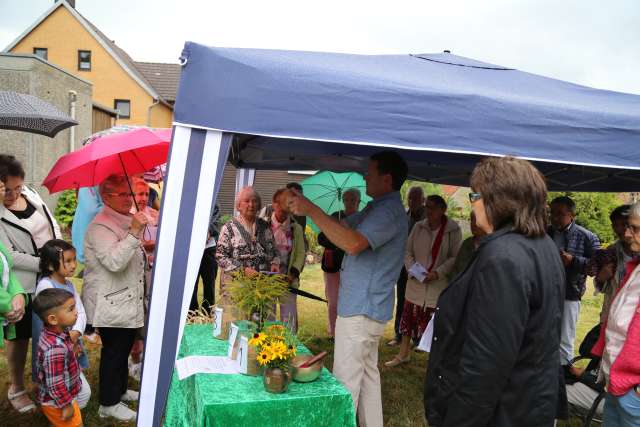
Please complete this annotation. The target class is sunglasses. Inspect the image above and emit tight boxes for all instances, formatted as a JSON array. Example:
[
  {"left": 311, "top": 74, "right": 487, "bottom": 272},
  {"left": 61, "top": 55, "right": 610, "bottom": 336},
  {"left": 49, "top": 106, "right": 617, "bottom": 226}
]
[{"left": 468, "top": 192, "right": 482, "bottom": 203}]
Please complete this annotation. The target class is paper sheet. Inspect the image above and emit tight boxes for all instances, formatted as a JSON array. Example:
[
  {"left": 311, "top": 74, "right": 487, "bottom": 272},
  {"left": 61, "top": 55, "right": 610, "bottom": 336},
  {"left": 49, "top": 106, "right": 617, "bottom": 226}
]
[
  {"left": 175, "top": 356, "right": 241, "bottom": 380},
  {"left": 408, "top": 262, "right": 428, "bottom": 283},
  {"left": 416, "top": 313, "right": 435, "bottom": 353}
]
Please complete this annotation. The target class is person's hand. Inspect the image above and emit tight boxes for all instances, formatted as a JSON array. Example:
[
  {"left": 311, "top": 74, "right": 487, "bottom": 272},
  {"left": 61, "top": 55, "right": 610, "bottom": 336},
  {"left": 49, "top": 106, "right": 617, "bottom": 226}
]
[
  {"left": 0, "top": 181, "right": 5, "bottom": 205},
  {"left": 130, "top": 212, "right": 149, "bottom": 236},
  {"left": 423, "top": 271, "right": 439, "bottom": 283},
  {"left": 560, "top": 251, "right": 574, "bottom": 267},
  {"left": 287, "top": 189, "right": 314, "bottom": 216},
  {"left": 244, "top": 267, "right": 258, "bottom": 277},
  {"left": 60, "top": 403, "right": 74, "bottom": 421},
  {"left": 5, "top": 294, "right": 25, "bottom": 323},
  {"left": 69, "top": 330, "right": 81, "bottom": 344},
  {"left": 73, "top": 341, "right": 83, "bottom": 358},
  {"left": 597, "top": 263, "right": 615, "bottom": 283}
]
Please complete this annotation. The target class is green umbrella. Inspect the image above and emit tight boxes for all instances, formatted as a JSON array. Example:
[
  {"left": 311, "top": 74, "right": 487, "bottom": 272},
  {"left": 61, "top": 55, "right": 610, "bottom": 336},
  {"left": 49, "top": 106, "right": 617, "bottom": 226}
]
[{"left": 301, "top": 171, "right": 371, "bottom": 232}]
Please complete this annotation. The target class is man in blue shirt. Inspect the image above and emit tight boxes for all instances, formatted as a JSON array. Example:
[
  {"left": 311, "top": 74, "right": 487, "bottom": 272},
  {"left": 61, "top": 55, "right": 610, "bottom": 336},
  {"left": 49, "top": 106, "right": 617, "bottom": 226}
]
[
  {"left": 289, "top": 151, "right": 408, "bottom": 427},
  {"left": 548, "top": 196, "right": 600, "bottom": 371}
]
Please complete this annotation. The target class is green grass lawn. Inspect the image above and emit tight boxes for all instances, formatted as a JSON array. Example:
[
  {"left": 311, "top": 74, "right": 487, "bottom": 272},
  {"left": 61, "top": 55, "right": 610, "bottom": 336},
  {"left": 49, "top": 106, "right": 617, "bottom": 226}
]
[{"left": 0, "top": 263, "right": 601, "bottom": 426}]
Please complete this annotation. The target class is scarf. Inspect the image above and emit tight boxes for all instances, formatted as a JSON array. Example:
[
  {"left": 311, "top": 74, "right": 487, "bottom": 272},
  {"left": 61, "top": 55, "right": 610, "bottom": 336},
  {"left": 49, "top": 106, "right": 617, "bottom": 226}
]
[
  {"left": 427, "top": 217, "right": 448, "bottom": 272},
  {"left": 271, "top": 213, "right": 292, "bottom": 269}
]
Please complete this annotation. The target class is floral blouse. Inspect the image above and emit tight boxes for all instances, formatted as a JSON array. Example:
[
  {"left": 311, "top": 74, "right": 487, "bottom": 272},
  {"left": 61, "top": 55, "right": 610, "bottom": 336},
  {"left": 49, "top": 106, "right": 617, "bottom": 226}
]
[{"left": 215, "top": 218, "right": 280, "bottom": 277}]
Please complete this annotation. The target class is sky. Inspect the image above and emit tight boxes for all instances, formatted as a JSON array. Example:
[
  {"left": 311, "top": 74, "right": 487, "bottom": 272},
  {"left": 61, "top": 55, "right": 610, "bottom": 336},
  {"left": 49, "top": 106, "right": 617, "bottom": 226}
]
[{"left": 0, "top": 0, "right": 639, "bottom": 95}]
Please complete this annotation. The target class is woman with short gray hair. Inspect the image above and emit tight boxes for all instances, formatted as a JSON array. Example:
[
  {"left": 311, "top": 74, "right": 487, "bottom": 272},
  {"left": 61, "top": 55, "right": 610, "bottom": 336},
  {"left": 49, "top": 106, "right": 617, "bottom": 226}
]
[{"left": 82, "top": 174, "right": 148, "bottom": 422}]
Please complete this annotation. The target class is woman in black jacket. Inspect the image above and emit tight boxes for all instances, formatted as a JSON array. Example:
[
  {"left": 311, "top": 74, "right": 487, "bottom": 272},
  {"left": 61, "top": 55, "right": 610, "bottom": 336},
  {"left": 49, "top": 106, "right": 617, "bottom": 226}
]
[{"left": 424, "top": 157, "right": 566, "bottom": 427}]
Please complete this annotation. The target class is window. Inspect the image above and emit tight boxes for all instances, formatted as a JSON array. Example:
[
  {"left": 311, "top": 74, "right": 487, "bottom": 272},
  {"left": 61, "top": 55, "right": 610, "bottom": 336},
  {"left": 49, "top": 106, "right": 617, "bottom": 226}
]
[
  {"left": 33, "top": 47, "right": 48, "bottom": 60},
  {"left": 78, "top": 50, "right": 91, "bottom": 71},
  {"left": 114, "top": 99, "right": 131, "bottom": 119}
]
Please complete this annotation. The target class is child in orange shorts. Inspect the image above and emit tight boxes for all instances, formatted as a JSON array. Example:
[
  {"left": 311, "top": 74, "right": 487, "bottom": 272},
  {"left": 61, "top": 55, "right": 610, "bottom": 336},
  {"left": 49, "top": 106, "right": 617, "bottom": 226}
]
[{"left": 33, "top": 288, "right": 84, "bottom": 427}]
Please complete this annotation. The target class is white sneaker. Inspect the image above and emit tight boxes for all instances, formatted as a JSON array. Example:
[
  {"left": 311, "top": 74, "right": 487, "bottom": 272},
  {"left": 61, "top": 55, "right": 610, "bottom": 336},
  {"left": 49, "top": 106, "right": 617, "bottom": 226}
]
[
  {"left": 99, "top": 402, "right": 137, "bottom": 421},
  {"left": 121, "top": 389, "right": 139, "bottom": 402}
]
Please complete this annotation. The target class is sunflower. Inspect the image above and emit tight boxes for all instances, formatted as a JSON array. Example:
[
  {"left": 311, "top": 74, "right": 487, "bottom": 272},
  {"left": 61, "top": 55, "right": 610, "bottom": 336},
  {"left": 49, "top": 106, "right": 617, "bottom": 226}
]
[
  {"left": 270, "top": 341, "right": 287, "bottom": 360},
  {"left": 257, "top": 349, "right": 273, "bottom": 366},
  {"left": 248, "top": 332, "right": 266, "bottom": 347},
  {"left": 286, "top": 344, "right": 297, "bottom": 357}
]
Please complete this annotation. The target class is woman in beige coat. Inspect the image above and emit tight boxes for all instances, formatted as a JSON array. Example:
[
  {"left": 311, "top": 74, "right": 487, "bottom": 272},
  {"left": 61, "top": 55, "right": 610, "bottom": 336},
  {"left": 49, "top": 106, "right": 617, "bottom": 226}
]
[
  {"left": 82, "top": 174, "right": 148, "bottom": 422},
  {"left": 385, "top": 195, "right": 462, "bottom": 367}
]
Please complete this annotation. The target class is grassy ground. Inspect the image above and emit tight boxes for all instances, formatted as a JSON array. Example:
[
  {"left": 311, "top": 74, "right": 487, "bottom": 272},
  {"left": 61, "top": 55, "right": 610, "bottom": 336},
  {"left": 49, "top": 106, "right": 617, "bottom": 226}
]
[{"left": 0, "top": 263, "right": 601, "bottom": 426}]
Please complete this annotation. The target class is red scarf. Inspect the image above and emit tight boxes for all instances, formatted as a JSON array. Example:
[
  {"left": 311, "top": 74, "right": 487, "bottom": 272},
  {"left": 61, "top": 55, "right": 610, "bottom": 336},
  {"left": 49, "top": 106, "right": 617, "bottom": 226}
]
[{"left": 427, "top": 217, "right": 448, "bottom": 272}]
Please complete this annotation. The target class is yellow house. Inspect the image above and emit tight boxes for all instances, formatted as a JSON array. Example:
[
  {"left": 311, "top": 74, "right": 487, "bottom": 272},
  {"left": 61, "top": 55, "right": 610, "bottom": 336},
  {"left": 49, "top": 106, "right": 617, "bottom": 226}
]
[{"left": 4, "top": 0, "right": 178, "bottom": 128}]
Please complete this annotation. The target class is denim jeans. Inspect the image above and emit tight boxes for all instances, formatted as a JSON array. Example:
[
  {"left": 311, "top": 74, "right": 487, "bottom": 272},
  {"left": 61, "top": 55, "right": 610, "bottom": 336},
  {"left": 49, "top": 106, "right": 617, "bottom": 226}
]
[{"left": 603, "top": 388, "right": 640, "bottom": 427}]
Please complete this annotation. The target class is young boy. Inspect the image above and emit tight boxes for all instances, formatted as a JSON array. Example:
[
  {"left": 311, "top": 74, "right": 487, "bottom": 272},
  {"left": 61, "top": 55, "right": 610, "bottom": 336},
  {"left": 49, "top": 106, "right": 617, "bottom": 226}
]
[{"left": 32, "top": 288, "right": 84, "bottom": 427}]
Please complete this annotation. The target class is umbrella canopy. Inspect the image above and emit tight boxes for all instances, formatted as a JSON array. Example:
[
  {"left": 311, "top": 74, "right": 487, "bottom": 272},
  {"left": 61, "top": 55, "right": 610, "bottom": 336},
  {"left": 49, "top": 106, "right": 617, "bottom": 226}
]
[
  {"left": 0, "top": 90, "right": 78, "bottom": 137},
  {"left": 174, "top": 44, "right": 640, "bottom": 191},
  {"left": 43, "top": 127, "right": 171, "bottom": 193},
  {"left": 301, "top": 171, "right": 371, "bottom": 232}
]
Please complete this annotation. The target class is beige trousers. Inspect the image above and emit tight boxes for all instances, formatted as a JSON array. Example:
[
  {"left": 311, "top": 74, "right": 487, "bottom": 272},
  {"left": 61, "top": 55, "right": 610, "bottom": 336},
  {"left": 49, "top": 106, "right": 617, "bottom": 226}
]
[{"left": 333, "top": 315, "right": 386, "bottom": 427}]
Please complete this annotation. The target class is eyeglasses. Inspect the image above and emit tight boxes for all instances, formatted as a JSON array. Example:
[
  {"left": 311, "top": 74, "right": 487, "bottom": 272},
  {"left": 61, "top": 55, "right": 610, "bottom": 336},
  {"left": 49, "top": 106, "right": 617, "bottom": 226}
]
[
  {"left": 625, "top": 223, "right": 640, "bottom": 235},
  {"left": 468, "top": 192, "right": 482, "bottom": 203},
  {"left": 4, "top": 185, "right": 23, "bottom": 197},
  {"left": 107, "top": 192, "right": 134, "bottom": 198}
]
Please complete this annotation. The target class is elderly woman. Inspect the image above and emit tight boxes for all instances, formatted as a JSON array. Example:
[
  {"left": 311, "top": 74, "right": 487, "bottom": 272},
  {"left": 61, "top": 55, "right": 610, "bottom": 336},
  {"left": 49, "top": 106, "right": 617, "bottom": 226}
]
[
  {"left": 591, "top": 201, "right": 640, "bottom": 426},
  {"left": 262, "top": 188, "right": 305, "bottom": 332},
  {"left": 318, "top": 188, "right": 361, "bottom": 339},
  {"left": 216, "top": 187, "right": 279, "bottom": 299},
  {"left": 82, "top": 174, "right": 148, "bottom": 422},
  {"left": 424, "top": 157, "right": 565, "bottom": 427},
  {"left": 385, "top": 195, "right": 461, "bottom": 367},
  {"left": 0, "top": 154, "right": 60, "bottom": 414}
]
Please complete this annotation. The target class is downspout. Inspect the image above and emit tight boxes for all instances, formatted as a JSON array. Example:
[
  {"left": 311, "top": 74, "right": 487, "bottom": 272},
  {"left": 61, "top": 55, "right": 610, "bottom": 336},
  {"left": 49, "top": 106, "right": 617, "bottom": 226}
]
[
  {"left": 147, "top": 98, "right": 160, "bottom": 127},
  {"left": 68, "top": 90, "right": 77, "bottom": 152}
]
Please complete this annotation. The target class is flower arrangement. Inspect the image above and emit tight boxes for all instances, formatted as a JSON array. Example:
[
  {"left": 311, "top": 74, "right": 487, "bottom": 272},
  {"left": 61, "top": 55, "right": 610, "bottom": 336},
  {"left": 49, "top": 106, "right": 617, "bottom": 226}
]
[
  {"left": 226, "top": 271, "right": 289, "bottom": 330},
  {"left": 249, "top": 324, "right": 297, "bottom": 370}
]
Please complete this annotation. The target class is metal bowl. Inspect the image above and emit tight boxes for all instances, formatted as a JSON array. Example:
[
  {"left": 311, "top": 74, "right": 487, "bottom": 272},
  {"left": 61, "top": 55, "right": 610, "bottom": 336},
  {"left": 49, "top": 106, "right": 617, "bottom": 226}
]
[{"left": 291, "top": 354, "right": 323, "bottom": 383}]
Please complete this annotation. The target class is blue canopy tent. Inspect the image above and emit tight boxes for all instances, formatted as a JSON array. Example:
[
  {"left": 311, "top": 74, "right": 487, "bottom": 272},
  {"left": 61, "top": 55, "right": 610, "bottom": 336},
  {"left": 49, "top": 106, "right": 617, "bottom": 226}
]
[{"left": 137, "top": 43, "right": 640, "bottom": 425}]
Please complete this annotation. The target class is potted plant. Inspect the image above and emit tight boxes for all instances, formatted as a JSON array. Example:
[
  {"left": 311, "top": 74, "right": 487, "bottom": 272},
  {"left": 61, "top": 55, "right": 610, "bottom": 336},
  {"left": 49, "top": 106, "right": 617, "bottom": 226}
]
[
  {"left": 249, "top": 324, "right": 298, "bottom": 393},
  {"left": 226, "top": 271, "right": 289, "bottom": 330}
]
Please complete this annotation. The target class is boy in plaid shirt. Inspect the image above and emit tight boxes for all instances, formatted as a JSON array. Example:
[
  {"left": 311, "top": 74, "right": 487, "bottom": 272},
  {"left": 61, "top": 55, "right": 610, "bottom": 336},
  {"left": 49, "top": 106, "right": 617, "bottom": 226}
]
[{"left": 33, "top": 288, "right": 83, "bottom": 427}]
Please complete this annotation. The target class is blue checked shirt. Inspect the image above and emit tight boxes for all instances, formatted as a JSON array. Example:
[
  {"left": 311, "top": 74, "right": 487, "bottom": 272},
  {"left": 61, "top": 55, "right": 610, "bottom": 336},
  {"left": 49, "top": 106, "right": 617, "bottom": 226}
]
[{"left": 338, "top": 191, "right": 408, "bottom": 322}]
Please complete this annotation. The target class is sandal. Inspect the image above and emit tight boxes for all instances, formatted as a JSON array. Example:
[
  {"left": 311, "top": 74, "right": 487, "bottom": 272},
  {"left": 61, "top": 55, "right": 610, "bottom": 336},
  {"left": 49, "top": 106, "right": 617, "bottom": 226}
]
[
  {"left": 7, "top": 389, "right": 36, "bottom": 414},
  {"left": 384, "top": 355, "right": 411, "bottom": 367}
]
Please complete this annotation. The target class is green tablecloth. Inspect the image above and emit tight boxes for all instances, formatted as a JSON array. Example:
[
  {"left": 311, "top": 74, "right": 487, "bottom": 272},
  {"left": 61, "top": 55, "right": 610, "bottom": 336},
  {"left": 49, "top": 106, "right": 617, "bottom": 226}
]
[{"left": 164, "top": 324, "right": 356, "bottom": 427}]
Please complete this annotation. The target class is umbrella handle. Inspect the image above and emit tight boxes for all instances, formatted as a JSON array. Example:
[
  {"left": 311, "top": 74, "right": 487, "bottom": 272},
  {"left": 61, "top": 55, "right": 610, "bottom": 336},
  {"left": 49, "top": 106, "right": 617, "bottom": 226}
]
[{"left": 117, "top": 153, "right": 139, "bottom": 213}]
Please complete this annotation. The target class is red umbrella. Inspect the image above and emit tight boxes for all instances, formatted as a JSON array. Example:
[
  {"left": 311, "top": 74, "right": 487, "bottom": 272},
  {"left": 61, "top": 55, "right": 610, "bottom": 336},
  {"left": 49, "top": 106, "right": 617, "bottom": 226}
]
[{"left": 43, "top": 127, "right": 171, "bottom": 194}]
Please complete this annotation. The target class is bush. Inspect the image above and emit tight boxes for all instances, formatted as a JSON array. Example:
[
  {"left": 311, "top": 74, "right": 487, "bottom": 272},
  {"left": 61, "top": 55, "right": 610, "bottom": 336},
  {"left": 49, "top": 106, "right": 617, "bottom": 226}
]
[
  {"left": 305, "top": 226, "right": 323, "bottom": 258},
  {"left": 219, "top": 214, "right": 233, "bottom": 225},
  {"left": 54, "top": 190, "right": 77, "bottom": 230}
]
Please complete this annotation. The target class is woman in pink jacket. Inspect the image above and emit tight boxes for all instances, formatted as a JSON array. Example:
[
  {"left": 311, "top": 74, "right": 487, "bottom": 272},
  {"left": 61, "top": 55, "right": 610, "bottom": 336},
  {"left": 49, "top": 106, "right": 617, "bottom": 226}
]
[{"left": 591, "top": 201, "right": 640, "bottom": 426}]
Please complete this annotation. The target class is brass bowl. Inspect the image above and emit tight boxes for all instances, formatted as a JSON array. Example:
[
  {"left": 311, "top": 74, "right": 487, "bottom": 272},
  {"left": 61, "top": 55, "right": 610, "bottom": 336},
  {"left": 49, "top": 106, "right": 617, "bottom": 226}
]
[{"left": 291, "top": 354, "right": 323, "bottom": 383}]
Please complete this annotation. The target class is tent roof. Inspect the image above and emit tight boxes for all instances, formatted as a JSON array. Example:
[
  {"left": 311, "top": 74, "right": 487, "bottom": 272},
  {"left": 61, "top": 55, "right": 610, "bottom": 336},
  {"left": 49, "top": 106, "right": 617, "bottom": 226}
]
[{"left": 174, "top": 42, "right": 640, "bottom": 191}]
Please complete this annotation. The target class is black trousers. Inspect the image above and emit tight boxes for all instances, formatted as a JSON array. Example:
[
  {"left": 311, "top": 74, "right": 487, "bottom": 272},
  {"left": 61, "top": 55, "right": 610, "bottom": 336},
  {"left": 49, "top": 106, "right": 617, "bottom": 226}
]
[
  {"left": 99, "top": 327, "right": 137, "bottom": 406},
  {"left": 190, "top": 247, "right": 218, "bottom": 313},
  {"left": 394, "top": 267, "right": 408, "bottom": 340}
]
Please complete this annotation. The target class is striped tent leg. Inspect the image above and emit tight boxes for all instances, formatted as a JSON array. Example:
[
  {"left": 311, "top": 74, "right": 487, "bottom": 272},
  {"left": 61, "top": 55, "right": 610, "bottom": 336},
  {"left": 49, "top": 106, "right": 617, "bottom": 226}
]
[{"left": 137, "top": 127, "right": 231, "bottom": 426}]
